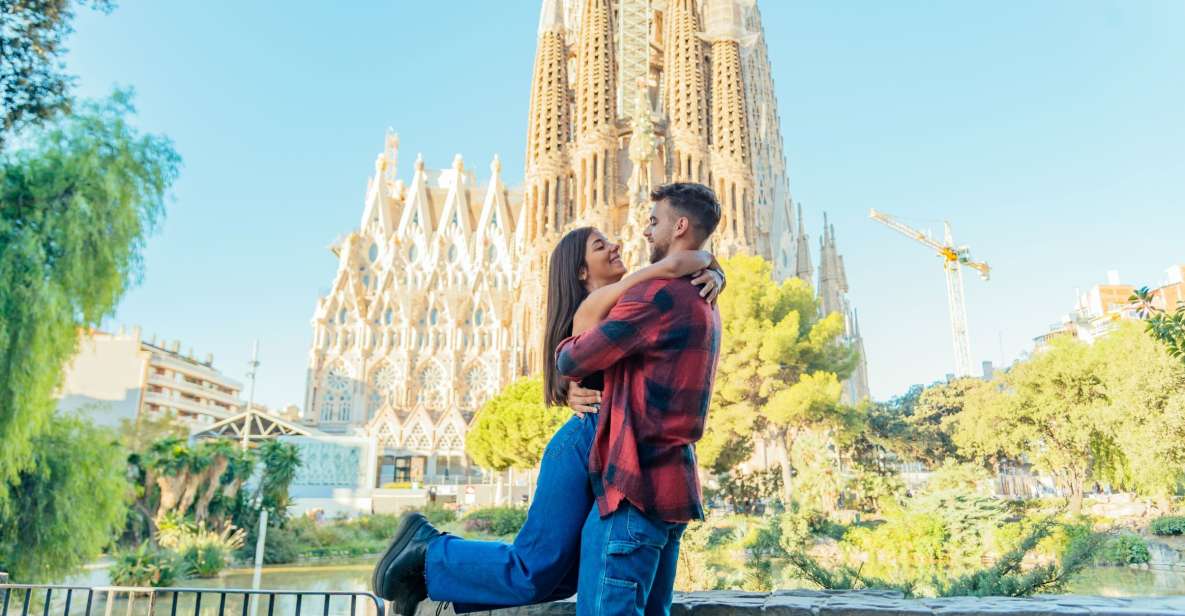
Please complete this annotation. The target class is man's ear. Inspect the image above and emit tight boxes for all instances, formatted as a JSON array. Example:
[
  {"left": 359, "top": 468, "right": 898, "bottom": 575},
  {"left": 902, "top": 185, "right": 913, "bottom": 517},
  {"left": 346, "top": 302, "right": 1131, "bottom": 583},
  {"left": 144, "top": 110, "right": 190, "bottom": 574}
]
[{"left": 673, "top": 216, "right": 691, "bottom": 239}]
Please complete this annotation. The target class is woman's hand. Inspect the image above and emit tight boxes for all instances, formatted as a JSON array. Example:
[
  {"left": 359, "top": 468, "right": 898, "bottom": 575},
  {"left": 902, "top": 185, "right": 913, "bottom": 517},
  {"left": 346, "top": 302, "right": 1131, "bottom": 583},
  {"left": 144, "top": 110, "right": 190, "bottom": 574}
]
[
  {"left": 690, "top": 268, "right": 725, "bottom": 303},
  {"left": 659, "top": 250, "right": 714, "bottom": 278},
  {"left": 568, "top": 384, "right": 601, "bottom": 418}
]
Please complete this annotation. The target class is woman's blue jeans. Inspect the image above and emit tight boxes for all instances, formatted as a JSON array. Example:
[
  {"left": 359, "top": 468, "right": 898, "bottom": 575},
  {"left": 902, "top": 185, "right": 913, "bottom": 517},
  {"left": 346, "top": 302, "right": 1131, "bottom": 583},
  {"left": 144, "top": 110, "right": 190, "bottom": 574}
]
[{"left": 424, "top": 414, "right": 596, "bottom": 612}]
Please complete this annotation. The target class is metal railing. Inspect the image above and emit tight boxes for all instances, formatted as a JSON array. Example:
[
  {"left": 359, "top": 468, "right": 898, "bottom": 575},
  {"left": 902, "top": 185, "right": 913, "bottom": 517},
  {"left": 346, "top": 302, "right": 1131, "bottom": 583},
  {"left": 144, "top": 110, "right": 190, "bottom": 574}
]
[{"left": 0, "top": 585, "right": 384, "bottom": 616}]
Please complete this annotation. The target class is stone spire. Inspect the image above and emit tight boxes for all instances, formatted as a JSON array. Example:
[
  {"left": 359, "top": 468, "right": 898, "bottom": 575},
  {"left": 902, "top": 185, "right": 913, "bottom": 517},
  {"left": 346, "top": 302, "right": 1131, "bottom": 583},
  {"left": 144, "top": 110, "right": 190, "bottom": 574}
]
[
  {"left": 794, "top": 205, "right": 813, "bottom": 283},
  {"left": 816, "top": 215, "right": 870, "bottom": 403},
  {"left": 663, "top": 0, "right": 709, "bottom": 184},
  {"left": 738, "top": 1, "right": 793, "bottom": 277},
  {"left": 817, "top": 213, "right": 846, "bottom": 317},
  {"left": 703, "top": 0, "right": 755, "bottom": 257},
  {"left": 572, "top": 0, "right": 617, "bottom": 222},
  {"left": 623, "top": 79, "right": 657, "bottom": 269},
  {"left": 524, "top": 0, "right": 572, "bottom": 242},
  {"left": 845, "top": 308, "right": 871, "bottom": 403}
]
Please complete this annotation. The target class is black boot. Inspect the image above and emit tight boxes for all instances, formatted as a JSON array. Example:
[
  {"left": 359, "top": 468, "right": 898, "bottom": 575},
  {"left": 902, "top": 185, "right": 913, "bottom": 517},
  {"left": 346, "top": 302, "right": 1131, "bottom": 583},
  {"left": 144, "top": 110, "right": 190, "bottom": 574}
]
[{"left": 371, "top": 512, "right": 444, "bottom": 615}]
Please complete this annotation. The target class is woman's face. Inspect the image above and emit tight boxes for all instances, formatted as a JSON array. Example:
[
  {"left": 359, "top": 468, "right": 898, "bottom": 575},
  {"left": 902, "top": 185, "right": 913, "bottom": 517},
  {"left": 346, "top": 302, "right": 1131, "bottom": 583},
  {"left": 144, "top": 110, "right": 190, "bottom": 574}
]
[{"left": 582, "top": 228, "right": 626, "bottom": 290}]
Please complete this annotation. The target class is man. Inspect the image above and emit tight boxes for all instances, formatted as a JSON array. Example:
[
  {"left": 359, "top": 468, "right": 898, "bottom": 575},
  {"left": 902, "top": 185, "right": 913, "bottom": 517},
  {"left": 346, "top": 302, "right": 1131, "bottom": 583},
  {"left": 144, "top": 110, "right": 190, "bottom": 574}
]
[{"left": 555, "top": 182, "right": 723, "bottom": 615}]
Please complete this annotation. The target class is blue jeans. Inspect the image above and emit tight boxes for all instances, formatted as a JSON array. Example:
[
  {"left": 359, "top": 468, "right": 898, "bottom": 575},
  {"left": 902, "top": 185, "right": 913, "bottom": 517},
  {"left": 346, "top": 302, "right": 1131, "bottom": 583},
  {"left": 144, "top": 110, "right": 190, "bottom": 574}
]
[
  {"left": 576, "top": 502, "right": 686, "bottom": 616},
  {"left": 424, "top": 414, "right": 596, "bottom": 612}
]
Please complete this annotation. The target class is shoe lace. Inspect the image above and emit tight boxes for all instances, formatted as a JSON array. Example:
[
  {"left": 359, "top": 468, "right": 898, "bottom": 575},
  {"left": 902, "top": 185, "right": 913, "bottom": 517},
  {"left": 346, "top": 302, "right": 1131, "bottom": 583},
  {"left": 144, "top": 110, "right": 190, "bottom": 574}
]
[{"left": 433, "top": 601, "right": 451, "bottom": 616}]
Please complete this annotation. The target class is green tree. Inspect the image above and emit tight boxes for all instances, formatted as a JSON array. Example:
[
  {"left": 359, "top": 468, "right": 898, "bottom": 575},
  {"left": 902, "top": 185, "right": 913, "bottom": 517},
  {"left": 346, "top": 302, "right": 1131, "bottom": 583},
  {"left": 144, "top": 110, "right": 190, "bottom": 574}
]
[
  {"left": 701, "top": 255, "right": 855, "bottom": 504},
  {"left": 257, "top": 440, "right": 301, "bottom": 522},
  {"left": 0, "top": 0, "right": 113, "bottom": 145},
  {"left": 465, "top": 377, "right": 568, "bottom": 471},
  {"left": 0, "top": 414, "right": 128, "bottom": 581},
  {"left": 953, "top": 338, "right": 1112, "bottom": 514},
  {"left": 0, "top": 92, "right": 179, "bottom": 499},
  {"left": 894, "top": 378, "right": 989, "bottom": 466},
  {"left": 1089, "top": 324, "right": 1185, "bottom": 502}
]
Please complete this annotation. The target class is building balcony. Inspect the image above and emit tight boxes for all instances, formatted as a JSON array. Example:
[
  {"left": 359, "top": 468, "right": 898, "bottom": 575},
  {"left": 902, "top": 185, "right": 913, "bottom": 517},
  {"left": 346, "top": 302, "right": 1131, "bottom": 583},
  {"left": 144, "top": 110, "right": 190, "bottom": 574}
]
[{"left": 146, "top": 372, "right": 242, "bottom": 406}]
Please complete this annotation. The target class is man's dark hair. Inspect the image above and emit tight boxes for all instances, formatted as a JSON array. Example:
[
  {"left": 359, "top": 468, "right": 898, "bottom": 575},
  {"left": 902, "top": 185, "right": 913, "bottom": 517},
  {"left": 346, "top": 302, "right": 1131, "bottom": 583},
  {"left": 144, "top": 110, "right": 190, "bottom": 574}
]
[{"left": 650, "top": 182, "right": 721, "bottom": 242}]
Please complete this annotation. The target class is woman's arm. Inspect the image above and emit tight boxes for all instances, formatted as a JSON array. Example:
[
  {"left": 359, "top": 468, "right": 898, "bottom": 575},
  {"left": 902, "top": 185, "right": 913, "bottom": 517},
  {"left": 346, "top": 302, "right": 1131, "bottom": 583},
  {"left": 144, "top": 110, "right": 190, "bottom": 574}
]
[{"left": 572, "top": 250, "right": 712, "bottom": 335}]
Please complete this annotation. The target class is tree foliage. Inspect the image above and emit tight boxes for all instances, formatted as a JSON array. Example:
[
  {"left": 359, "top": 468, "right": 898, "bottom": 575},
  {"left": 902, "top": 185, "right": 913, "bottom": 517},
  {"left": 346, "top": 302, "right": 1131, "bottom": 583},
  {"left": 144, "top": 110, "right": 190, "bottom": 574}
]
[
  {"left": 0, "top": 414, "right": 128, "bottom": 581},
  {"left": 1130, "top": 286, "right": 1185, "bottom": 363},
  {"left": 953, "top": 323, "right": 1185, "bottom": 512},
  {"left": 465, "top": 376, "right": 568, "bottom": 471},
  {"left": 701, "top": 255, "right": 856, "bottom": 504},
  {"left": 0, "top": 0, "right": 114, "bottom": 146},
  {"left": 0, "top": 91, "right": 179, "bottom": 499},
  {"left": 876, "top": 378, "right": 989, "bottom": 466}
]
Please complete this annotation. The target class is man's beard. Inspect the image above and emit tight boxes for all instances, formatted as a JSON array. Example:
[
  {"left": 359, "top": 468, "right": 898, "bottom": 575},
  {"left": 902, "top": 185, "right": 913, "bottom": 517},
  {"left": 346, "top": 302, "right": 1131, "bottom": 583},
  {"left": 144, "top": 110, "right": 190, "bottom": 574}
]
[{"left": 649, "top": 242, "right": 667, "bottom": 264}]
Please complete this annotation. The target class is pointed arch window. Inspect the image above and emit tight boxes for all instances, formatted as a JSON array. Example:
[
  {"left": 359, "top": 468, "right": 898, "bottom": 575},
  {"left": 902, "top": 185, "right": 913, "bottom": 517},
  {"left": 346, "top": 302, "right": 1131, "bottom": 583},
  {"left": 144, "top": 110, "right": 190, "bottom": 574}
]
[
  {"left": 474, "top": 308, "right": 484, "bottom": 326},
  {"left": 448, "top": 244, "right": 458, "bottom": 262},
  {"left": 430, "top": 308, "right": 439, "bottom": 326},
  {"left": 384, "top": 308, "right": 394, "bottom": 325},
  {"left": 368, "top": 243, "right": 379, "bottom": 262},
  {"left": 338, "top": 308, "right": 348, "bottom": 324},
  {"left": 408, "top": 245, "right": 418, "bottom": 262},
  {"left": 321, "top": 362, "right": 353, "bottom": 422}
]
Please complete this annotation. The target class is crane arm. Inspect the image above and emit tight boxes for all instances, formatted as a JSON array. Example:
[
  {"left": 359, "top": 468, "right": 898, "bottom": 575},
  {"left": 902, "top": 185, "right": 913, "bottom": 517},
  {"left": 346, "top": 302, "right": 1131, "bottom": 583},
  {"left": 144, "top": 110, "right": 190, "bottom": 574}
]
[{"left": 868, "top": 209, "right": 950, "bottom": 257}]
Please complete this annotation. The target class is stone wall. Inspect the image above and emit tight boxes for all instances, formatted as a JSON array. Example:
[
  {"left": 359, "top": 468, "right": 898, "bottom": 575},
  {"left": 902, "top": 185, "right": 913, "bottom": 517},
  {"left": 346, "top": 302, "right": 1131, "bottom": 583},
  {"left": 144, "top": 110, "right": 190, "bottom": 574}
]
[{"left": 417, "top": 589, "right": 1185, "bottom": 616}]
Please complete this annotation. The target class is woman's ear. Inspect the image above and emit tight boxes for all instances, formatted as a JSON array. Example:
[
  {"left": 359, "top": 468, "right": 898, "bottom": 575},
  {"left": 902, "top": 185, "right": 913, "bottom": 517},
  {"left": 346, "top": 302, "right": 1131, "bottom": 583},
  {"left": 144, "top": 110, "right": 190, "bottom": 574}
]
[{"left": 578, "top": 266, "right": 588, "bottom": 281}]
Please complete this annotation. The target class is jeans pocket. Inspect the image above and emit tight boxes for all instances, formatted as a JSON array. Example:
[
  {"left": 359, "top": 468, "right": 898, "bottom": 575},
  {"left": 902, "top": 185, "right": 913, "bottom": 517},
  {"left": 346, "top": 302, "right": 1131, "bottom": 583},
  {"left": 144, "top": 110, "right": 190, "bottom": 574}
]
[
  {"left": 624, "top": 505, "right": 670, "bottom": 548},
  {"left": 600, "top": 576, "right": 642, "bottom": 615}
]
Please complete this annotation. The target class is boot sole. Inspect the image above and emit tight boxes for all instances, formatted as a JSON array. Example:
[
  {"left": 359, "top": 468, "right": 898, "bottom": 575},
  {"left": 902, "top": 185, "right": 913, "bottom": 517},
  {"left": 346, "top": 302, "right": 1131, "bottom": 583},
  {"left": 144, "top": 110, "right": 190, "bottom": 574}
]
[{"left": 371, "top": 512, "right": 428, "bottom": 602}]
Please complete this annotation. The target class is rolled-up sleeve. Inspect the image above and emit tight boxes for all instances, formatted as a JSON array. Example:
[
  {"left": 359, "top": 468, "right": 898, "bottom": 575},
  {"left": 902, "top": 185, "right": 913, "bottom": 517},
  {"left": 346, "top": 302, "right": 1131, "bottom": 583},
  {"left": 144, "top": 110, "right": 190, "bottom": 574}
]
[{"left": 555, "top": 299, "right": 660, "bottom": 379}]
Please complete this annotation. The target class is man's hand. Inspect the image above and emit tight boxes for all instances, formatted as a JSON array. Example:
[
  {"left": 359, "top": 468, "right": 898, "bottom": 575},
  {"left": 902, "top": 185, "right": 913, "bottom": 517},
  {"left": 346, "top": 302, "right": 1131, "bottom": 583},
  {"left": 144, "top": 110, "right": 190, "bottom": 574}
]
[
  {"left": 569, "top": 384, "right": 602, "bottom": 418},
  {"left": 690, "top": 268, "right": 725, "bottom": 303}
]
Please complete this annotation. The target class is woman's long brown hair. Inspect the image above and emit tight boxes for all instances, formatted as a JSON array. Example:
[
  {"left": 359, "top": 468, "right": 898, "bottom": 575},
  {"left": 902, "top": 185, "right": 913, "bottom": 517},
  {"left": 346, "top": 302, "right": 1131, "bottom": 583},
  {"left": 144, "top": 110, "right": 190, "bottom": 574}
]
[{"left": 543, "top": 227, "right": 594, "bottom": 407}]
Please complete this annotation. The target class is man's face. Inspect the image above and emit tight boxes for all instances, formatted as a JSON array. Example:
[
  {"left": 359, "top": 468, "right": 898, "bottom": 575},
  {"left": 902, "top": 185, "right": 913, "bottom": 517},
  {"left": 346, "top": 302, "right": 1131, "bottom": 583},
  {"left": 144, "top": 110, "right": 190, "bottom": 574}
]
[{"left": 643, "top": 198, "right": 678, "bottom": 263}]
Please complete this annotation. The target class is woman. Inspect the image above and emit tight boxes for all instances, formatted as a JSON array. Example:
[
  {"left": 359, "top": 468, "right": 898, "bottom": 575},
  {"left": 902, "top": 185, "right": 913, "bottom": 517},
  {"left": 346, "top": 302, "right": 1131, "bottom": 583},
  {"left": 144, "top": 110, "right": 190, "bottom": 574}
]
[{"left": 373, "top": 226, "right": 722, "bottom": 615}]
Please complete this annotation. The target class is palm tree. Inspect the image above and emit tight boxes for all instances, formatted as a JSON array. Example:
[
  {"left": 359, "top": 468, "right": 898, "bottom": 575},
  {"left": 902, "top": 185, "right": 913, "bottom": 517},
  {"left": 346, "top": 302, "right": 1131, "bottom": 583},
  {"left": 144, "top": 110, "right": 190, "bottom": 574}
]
[
  {"left": 1130, "top": 287, "right": 1185, "bottom": 362},
  {"left": 257, "top": 441, "right": 301, "bottom": 521},
  {"left": 1128, "top": 287, "right": 1161, "bottom": 319}
]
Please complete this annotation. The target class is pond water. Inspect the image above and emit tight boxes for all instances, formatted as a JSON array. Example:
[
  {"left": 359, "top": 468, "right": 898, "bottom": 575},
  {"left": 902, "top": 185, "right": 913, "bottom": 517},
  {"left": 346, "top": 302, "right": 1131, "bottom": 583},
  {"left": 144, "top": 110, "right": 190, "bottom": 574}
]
[{"left": 61, "top": 558, "right": 1185, "bottom": 598}]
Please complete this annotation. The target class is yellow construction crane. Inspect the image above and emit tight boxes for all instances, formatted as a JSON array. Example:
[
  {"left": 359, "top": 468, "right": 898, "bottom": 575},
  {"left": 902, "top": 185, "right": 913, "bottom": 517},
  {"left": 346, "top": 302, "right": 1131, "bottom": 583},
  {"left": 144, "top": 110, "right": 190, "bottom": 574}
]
[{"left": 869, "top": 209, "right": 990, "bottom": 377}]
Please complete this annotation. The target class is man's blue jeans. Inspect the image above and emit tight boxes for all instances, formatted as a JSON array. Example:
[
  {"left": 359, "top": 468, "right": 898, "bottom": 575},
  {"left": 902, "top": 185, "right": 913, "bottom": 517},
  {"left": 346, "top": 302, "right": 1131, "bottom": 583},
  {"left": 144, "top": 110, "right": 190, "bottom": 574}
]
[
  {"left": 576, "top": 502, "right": 687, "bottom": 616},
  {"left": 424, "top": 414, "right": 596, "bottom": 612}
]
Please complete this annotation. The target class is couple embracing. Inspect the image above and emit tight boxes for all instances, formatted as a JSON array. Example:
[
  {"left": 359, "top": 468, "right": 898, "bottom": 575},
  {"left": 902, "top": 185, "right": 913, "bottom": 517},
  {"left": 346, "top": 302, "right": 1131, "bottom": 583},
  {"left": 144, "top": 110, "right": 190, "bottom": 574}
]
[{"left": 371, "top": 183, "right": 726, "bottom": 615}]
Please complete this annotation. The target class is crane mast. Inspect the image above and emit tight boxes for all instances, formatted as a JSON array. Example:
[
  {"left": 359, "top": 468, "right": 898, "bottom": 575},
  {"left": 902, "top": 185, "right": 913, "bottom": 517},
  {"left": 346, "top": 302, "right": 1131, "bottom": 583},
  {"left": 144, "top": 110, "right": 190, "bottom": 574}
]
[{"left": 869, "top": 209, "right": 990, "bottom": 378}]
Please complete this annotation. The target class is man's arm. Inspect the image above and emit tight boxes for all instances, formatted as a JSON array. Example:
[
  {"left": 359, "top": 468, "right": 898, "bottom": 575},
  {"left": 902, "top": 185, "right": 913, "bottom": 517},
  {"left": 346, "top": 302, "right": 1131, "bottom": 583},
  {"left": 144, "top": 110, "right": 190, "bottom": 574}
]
[{"left": 556, "top": 297, "right": 662, "bottom": 379}]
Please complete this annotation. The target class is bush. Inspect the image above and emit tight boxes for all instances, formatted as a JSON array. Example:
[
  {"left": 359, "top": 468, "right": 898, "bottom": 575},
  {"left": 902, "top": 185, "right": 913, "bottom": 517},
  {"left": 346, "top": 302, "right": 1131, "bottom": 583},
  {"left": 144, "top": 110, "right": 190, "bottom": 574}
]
[
  {"left": 110, "top": 545, "right": 186, "bottom": 587},
  {"left": 179, "top": 543, "right": 228, "bottom": 578},
  {"left": 157, "top": 522, "right": 244, "bottom": 578},
  {"left": 255, "top": 526, "right": 300, "bottom": 564},
  {"left": 1097, "top": 533, "right": 1151, "bottom": 566},
  {"left": 417, "top": 503, "right": 458, "bottom": 526},
  {"left": 1150, "top": 515, "right": 1185, "bottom": 536},
  {"left": 462, "top": 507, "right": 527, "bottom": 536},
  {"left": 350, "top": 514, "right": 402, "bottom": 539}
]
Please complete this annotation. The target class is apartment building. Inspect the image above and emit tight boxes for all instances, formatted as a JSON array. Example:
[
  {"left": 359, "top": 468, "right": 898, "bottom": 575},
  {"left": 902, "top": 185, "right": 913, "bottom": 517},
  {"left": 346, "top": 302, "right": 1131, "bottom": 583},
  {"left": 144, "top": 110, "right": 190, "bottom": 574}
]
[{"left": 57, "top": 326, "right": 245, "bottom": 429}]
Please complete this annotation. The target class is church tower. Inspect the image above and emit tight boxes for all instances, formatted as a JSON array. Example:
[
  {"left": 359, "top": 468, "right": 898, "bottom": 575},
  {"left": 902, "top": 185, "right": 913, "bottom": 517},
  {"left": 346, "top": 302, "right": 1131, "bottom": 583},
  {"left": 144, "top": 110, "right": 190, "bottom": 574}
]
[
  {"left": 817, "top": 214, "right": 871, "bottom": 403},
  {"left": 572, "top": 0, "right": 619, "bottom": 226},
  {"left": 663, "top": 0, "right": 710, "bottom": 185},
  {"left": 703, "top": 0, "right": 756, "bottom": 258},
  {"left": 524, "top": 0, "right": 572, "bottom": 242}
]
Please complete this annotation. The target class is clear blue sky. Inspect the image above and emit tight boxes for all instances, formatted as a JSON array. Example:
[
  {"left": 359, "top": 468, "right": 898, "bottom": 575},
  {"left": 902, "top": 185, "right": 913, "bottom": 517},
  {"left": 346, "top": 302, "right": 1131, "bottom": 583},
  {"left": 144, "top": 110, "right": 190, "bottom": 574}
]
[{"left": 66, "top": 1, "right": 1185, "bottom": 409}]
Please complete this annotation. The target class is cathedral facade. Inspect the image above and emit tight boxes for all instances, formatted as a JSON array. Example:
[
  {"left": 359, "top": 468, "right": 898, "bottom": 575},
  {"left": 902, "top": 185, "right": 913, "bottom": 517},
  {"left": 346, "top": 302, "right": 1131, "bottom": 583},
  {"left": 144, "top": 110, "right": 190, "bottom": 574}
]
[{"left": 303, "top": 0, "right": 868, "bottom": 487}]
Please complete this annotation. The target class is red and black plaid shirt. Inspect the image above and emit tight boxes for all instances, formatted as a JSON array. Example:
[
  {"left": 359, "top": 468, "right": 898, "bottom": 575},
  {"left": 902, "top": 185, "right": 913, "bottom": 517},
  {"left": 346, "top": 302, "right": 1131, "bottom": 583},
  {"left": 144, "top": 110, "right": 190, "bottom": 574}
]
[{"left": 556, "top": 277, "right": 721, "bottom": 523}]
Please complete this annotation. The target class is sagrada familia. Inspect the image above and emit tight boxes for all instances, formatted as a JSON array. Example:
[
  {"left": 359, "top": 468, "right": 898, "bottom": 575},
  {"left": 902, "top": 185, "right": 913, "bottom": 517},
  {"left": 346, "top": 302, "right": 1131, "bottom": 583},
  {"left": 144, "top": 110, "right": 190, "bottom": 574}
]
[{"left": 302, "top": 0, "right": 869, "bottom": 484}]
